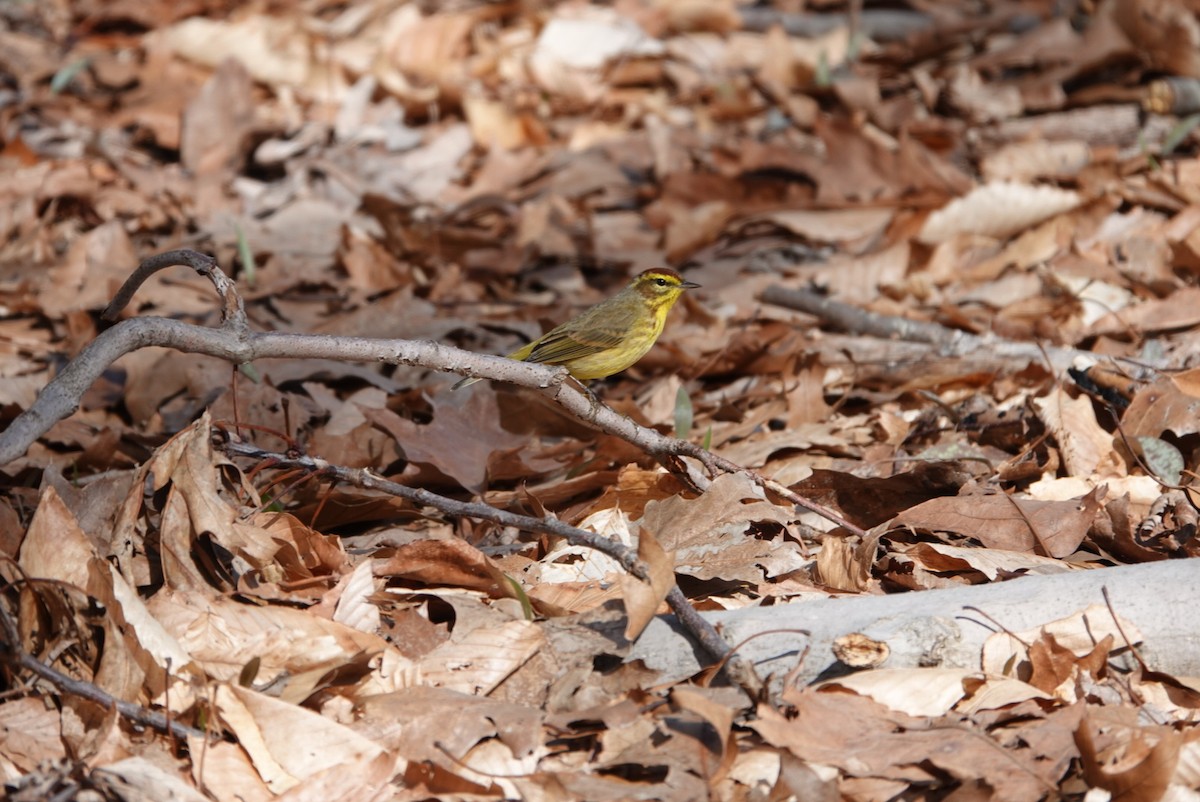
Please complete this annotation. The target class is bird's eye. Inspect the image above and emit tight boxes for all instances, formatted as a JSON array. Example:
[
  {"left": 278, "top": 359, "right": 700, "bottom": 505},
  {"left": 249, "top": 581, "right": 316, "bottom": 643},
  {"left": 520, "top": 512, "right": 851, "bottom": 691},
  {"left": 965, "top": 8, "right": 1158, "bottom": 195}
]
[{"left": 655, "top": 278, "right": 667, "bottom": 287}]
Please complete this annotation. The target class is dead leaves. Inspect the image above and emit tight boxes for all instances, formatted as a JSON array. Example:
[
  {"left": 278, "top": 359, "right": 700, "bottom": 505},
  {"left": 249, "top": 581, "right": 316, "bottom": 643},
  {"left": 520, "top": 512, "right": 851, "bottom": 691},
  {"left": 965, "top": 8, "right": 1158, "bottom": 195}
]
[
  {"left": 638, "top": 473, "right": 804, "bottom": 585},
  {"left": 11, "top": 0, "right": 1200, "bottom": 799}
]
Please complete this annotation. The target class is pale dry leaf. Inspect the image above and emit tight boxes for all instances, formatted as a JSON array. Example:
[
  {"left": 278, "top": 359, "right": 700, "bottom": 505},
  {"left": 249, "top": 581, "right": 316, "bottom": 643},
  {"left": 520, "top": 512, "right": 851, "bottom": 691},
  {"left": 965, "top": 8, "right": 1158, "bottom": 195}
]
[
  {"left": 93, "top": 756, "right": 211, "bottom": 802},
  {"left": 651, "top": 0, "right": 740, "bottom": 34},
  {"left": 523, "top": 580, "right": 622, "bottom": 614},
  {"left": 752, "top": 690, "right": 1050, "bottom": 799},
  {"left": 1135, "top": 676, "right": 1200, "bottom": 721},
  {"left": 102, "top": 563, "right": 197, "bottom": 708},
  {"left": 639, "top": 375, "right": 684, "bottom": 428},
  {"left": 154, "top": 16, "right": 345, "bottom": 100},
  {"left": 332, "top": 559, "right": 382, "bottom": 635},
  {"left": 1122, "top": 375, "right": 1200, "bottom": 439},
  {"left": 147, "top": 588, "right": 412, "bottom": 691},
  {"left": 213, "top": 683, "right": 393, "bottom": 795},
  {"left": 959, "top": 214, "right": 1073, "bottom": 284},
  {"left": 1033, "top": 386, "right": 1119, "bottom": 479},
  {"left": 40, "top": 220, "right": 139, "bottom": 318},
  {"left": 957, "top": 675, "right": 1053, "bottom": 714},
  {"left": 1172, "top": 367, "right": 1200, "bottom": 398},
  {"left": 744, "top": 208, "right": 895, "bottom": 248},
  {"left": 1076, "top": 708, "right": 1181, "bottom": 802},
  {"left": 1114, "top": 0, "right": 1200, "bottom": 77},
  {"left": 981, "top": 139, "right": 1092, "bottom": 182},
  {"left": 1087, "top": 286, "right": 1200, "bottom": 336},
  {"left": 261, "top": 751, "right": 397, "bottom": 802},
  {"left": 379, "top": 6, "right": 477, "bottom": 88},
  {"left": 904, "top": 542, "right": 1076, "bottom": 580},
  {"left": 1162, "top": 784, "right": 1200, "bottom": 802},
  {"left": 185, "top": 735, "right": 274, "bottom": 802},
  {"left": 371, "top": 388, "right": 531, "bottom": 494},
  {"left": 820, "top": 668, "right": 975, "bottom": 717},
  {"left": 788, "top": 26, "right": 859, "bottom": 73},
  {"left": 945, "top": 64, "right": 1023, "bottom": 123},
  {"left": 538, "top": 506, "right": 630, "bottom": 583},
  {"left": 163, "top": 421, "right": 295, "bottom": 585},
  {"left": 0, "top": 697, "right": 68, "bottom": 773},
  {"left": 417, "top": 620, "right": 543, "bottom": 695},
  {"left": 810, "top": 241, "right": 910, "bottom": 304},
  {"left": 18, "top": 485, "right": 94, "bottom": 588},
  {"left": 373, "top": 123, "right": 473, "bottom": 202},
  {"left": 724, "top": 747, "right": 783, "bottom": 795},
  {"left": 1172, "top": 737, "right": 1200, "bottom": 788},
  {"left": 529, "top": 13, "right": 664, "bottom": 101},
  {"left": 815, "top": 535, "right": 871, "bottom": 593},
  {"left": 636, "top": 472, "right": 802, "bottom": 584},
  {"left": 918, "top": 182, "right": 1082, "bottom": 244},
  {"left": 663, "top": 199, "right": 734, "bottom": 262},
  {"left": 981, "top": 604, "right": 1144, "bottom": 676},
  {"left": 180, "top": 58, "right": 254, "bottom": 177},
  {"left": 535, "top": 13, "right": 663, "bottom": 70},
  {"left": 457, "top": 739, "right": 538, "bottom": 800},
  {"left": 464, "top": 94, "right": 530, "bottom": 151},
  {"left": 1052, "top": 272, "right": 1136, "bottom": 328},
  {"left": 354, "top": 685, "right": 543, "bottom": 764},
  {"left": 671, "top": 686, "right": 736, "bottom": 783},
  {"left": 620, "top": 526, "right": 675, "bottom": 641}
]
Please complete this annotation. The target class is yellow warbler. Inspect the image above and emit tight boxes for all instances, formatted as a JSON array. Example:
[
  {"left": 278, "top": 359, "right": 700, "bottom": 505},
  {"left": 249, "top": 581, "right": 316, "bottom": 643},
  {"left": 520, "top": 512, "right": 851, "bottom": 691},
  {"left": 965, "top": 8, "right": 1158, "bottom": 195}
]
[{"left": 453, "top": 268, "right": 700, "bottom": 389}]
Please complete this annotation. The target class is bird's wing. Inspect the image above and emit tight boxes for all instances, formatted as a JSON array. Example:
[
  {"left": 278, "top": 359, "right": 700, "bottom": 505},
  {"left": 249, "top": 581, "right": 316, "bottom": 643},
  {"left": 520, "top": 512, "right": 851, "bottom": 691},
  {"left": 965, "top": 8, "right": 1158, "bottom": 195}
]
[{"left": 524, "top": 302, "right": 637, "bottom": 365}]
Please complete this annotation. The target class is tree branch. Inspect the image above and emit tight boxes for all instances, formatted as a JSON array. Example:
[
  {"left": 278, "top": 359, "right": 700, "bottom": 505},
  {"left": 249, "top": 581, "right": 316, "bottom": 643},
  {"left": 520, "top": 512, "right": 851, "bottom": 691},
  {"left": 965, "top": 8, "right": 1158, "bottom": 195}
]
[
  {"left": 760, "top": 284, "right": 1154, "bottom": 378},
  {"left": 0, "top": 591, "right": 204, "bottom": 741},
  {"left": 1, "top": 250, "right": 861, "bottom": 535},
  {"left": 220, "top": 438, "right": 764, "bottom": 697}
]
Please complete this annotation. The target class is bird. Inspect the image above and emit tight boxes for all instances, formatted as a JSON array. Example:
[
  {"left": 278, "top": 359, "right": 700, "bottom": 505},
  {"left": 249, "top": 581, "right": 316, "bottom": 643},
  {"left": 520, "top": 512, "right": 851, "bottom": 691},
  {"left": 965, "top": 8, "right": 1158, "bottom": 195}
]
[{"left": 452, "top": 268, "right": 700, "bottom": 390}]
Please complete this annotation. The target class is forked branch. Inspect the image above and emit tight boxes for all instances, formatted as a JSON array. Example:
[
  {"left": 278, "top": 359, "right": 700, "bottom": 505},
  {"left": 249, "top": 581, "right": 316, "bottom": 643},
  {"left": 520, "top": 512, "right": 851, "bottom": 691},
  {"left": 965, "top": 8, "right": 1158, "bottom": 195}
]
[{"left": 0, "top": 250, "right": 862, "bottom": 534}]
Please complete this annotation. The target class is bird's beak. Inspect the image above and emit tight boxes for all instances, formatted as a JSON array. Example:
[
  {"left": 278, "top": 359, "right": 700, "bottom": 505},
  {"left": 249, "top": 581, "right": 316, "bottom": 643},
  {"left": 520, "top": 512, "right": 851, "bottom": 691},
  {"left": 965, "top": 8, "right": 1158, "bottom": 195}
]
[{"left": 681, "top": 279, "right": 701, "bottom": 289}]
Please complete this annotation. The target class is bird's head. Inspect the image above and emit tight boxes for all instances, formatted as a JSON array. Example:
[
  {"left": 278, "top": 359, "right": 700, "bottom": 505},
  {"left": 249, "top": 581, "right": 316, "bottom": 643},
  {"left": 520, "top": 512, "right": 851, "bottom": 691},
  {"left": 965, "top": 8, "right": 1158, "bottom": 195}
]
[{"left": 631, "top": 268, "right": 701, "bottom": 309}]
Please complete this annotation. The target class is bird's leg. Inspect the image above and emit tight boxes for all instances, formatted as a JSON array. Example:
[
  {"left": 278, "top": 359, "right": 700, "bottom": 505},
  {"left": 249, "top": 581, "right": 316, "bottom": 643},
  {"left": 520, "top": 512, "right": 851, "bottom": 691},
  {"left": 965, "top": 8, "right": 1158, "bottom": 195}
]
[
  {"left": 561, "top": 375, "right": 608, "bottom": 417},
  {"left": 574, "top": 376, "right": 602, "bottom": 410}
]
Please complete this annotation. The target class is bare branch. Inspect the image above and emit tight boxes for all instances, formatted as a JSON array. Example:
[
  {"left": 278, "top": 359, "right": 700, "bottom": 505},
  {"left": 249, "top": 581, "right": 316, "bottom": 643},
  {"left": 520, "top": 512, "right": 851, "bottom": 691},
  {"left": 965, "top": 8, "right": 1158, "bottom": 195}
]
[
  {"left": 0, "top": 315, "right": 566, "bottom": 465},
  {"left": 1, "top": 250, "right": 860, "bottom": 536},
  {"left": 102, "top": 249, "right": 245, "bottom": 327},
  {"left": 0, "top": 591, "right": 204, "bottom": 740},
  {"left": 760, "top": 284, "right": 1155, "bottom": 378},
  {"left": 220, "top": 438, "right": 764, "bottom": 697}
]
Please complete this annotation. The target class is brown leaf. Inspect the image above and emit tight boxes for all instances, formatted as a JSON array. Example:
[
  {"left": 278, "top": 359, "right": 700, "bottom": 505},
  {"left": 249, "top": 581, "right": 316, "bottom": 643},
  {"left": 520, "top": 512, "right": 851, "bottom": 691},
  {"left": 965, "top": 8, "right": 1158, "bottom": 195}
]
[
  {"left": 670, "top": 686, "right": 737, "bottom": 784},
  {"left": 889, "top": 486, "right": 1102, "bottom": 558},
  {"left": 368, "top": 391, "right": 560, "bottom": 494},
  {"left": 620, "top": 525, "right": 675, "bottom": 641},
  {"left": 814, "top": 535, "right": 873, "bottom": 593},
  {"left": 373, "top": 537, "right": 510, "bottom": 597},
  {"left": 794, "top": 463, "right": 972, "bottom": 529},
  {"left": 212, "top": 683, "right": 394, "bottom": 795},
  {"left": 1076, "top": 707, "right": 1182, "bottom": 802},
  {"left": 17, "top": 485, "right": 95, "bottom": 588},
  {"left": 752, "top": 689, "right": 1053, "bottom": 797},
  {"left": 637, "top": 473, "right": 803, "bottom": 584}
]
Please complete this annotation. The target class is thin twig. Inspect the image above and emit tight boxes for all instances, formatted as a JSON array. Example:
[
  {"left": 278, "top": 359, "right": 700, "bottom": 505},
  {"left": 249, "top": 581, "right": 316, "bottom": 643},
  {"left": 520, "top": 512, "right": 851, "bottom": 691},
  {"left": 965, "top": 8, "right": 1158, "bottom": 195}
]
[
  {"left": 102, "top": 248, "right": 246, "bottom": 328},
  {"left": 760, "top": 284, "right": 1156, "bottom": 378},
  {"left": 0, "top": 593, "right": 204, "bottom": 741},
  {"left": 1100, "top": 586, "right": 1150, "bottom": 674},
  {"left": 219, "top": 438, "right": 764, "bottom": 697}
]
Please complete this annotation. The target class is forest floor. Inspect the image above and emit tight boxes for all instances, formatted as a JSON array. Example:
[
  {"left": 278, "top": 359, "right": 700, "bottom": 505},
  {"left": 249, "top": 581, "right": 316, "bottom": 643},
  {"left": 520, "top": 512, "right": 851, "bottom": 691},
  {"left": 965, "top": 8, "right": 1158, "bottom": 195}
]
[{"left": 4, "top": 1, "right": 1200, "bottom": 800}]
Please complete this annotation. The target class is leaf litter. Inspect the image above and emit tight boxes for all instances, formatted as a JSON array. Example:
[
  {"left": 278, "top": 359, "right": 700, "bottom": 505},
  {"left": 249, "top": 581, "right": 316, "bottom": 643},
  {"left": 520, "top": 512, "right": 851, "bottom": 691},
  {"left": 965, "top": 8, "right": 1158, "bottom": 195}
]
[{"left": 5, "top": 0, "right": 1200, "bottom": 799}]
